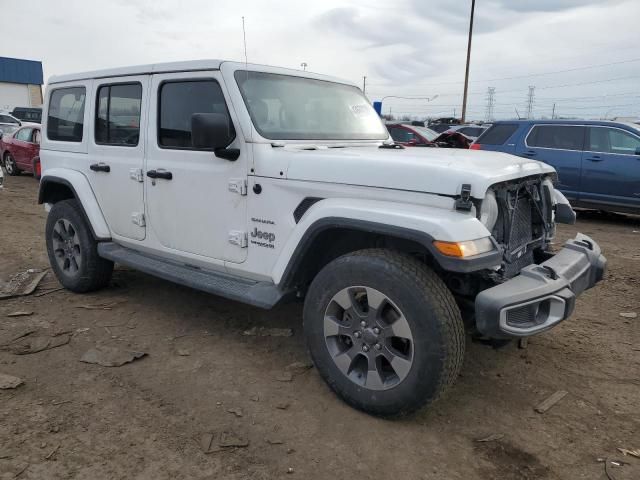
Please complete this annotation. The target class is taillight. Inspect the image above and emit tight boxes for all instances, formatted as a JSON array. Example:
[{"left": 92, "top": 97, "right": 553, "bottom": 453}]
[{"left": 470, "top": 143, "right": 482, "bottom": 150}]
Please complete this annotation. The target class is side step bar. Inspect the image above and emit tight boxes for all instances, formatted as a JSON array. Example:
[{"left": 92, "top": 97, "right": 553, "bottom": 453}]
[{"left": 97, "top": 242, "right": 285, "bottom": 309}]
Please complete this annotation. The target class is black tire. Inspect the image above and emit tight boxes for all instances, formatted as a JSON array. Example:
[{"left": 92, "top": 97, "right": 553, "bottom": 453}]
[
  {"left": 303, "top": 248, "right": 465, "bottom": 418},
  {"left": 4, "top": 153, "right": 21, "bottom": 176},
  {"left": 46, "top": 199, "right": 113, "bottom": 293}
]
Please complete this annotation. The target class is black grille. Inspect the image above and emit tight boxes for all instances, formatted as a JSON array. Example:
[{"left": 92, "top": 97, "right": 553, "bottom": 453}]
[
  {"left": 506, "top": 304, "right": 537, "bottom": 326},
  {"left": 503, "top": 195, "right": 534, "bottom": 277}
]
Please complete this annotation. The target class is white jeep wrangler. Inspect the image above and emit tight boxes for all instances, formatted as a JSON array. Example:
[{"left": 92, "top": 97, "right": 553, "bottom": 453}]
[{"left": 39, "top": 60, "right": 606, "bottom": 417}]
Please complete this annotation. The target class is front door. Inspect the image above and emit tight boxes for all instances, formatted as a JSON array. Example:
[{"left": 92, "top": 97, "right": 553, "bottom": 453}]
[
  {"left": 87, "top": 77, "right": 148, "bottom": 241},
  {"left": 580, "top": 126, "right": 640, "bottom": 210},
  {"left": 516, "top": 124, "right": 585, "bottom": 201},
  {"left": 145, "top": 72, "right": 248, "bottom": 263},
  {"left": 13, "top": 127, "right": 34, "bottom": 168}
]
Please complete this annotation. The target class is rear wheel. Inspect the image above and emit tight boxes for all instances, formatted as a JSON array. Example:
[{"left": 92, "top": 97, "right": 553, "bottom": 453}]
[
  {"left": 4, "top": 153, "right": 20, "bottom": 176},
  {"left": 303, "top": 249, "right": 465, "bottom": 417},
  {"left": 46, "top": 199, "right": 113, "bottom": 292}
]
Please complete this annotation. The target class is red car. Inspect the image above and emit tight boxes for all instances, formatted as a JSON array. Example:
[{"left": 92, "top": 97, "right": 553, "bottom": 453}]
[
  {"left": 387, "top": 123, "right": 473, "bottom": 149},
  {"left": 387, "top": 124, "right": 439, "bottom": 147},
  {"left": 1, "top": 125, "right": 41, "bottom": 179}
]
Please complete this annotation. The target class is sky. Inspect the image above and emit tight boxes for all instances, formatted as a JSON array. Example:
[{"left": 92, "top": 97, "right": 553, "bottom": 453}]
[{"left": 3, "top": 0, "right": 639, "bottom": 121}]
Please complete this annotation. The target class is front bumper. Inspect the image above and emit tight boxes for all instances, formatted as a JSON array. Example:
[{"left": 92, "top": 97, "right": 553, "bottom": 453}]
[{"left": 475, "top": 233, "right": 606, "bottom": 338}]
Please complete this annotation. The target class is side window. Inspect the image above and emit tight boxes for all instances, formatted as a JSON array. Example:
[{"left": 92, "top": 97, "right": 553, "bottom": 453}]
[
  {"left": 476, "top": 124, "right": 517, "bottom": 145},
  {"left": 0, "top": 115, "right": 19, "bottom": 124},
  {"left": 527, "top": 125, "right": 584, "bottom": 150},
  {"left": 608, "top": 128, "right": 640, "bottom": 155},
  {"left": 389, "top": 127, "right": 413, "bottom": 143},
  {"left": 158, "top": 79, "right": 231, "bottom": 149},
  {"left": 588, "top": 127, "right": 640, "bottom": 154},
  {"left": 95, "top": 83, "right": 142, "bottom": 146},
  {"left": 16, "top": 128, "right": 32, "bottom": 141},
  {"left": 47, "top": 87, "right": 86, "bottom": 142}
]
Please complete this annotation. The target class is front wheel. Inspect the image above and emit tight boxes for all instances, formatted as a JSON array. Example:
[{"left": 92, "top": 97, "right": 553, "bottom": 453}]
[
  {"left": 46, "top": 199, "right": 114, "bottom": 292},
  {"left": 303, "top": 249, "right": 465, "bottom": 417},
  {"left": 4, "top": 153, "right": 20, "bottom": 176}
]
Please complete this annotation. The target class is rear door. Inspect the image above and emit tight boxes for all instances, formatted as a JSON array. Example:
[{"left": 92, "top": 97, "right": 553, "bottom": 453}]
[
  {"left": 87, "top": 77, "right": 148, "bottom": 241},
  {"left": 516, "top": 124, "right": 585, "bottom": 201},
  {"left": 580, "top": 126, "right": 640, "bottom": 209}
]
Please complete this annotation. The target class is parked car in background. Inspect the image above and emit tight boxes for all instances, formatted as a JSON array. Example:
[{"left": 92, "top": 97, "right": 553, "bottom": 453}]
[
  {"left": 445, "top": 124, "right": 488, "bottom": 142},
  {"left": 0, "top": 124, "right": 41, "bottom": 178},
  {"left": 0, "top": 112, "right": 22, "bottom": 136},
  {"left": 428, "top": 123, "right": 457, "bottom": 134},
  {"left": 387, "top": 123, "right": 439, "bottom": 146},
  {"left": 11, "top": 107, "right": 42, "bottom": 123},
  {"left": 388, "top": 124, "right": 476, "bottom": 149},
  {"left": 471, "top": 120, "right": 640, "bottom": 214}
]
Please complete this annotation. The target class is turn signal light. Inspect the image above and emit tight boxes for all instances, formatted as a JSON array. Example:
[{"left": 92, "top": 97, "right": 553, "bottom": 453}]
[{"left": 433, "top": 238, "right": 494, "bottom": 258}]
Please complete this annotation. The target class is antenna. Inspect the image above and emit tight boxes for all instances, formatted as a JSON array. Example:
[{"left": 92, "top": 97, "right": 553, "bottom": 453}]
[
  {"left": 241, "top": 17, "right": 254, "bottom": 146},
  {"left": 241, "top": 16, "right": 248, "bottom": 66}
]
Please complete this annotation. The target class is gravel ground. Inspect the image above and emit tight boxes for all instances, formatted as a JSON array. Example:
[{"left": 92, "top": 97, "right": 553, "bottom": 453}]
[{"left": 1, "top": 174, "right": 639, "bottom": 480}]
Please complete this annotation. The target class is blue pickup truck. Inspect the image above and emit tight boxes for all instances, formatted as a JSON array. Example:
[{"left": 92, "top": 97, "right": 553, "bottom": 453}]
[{"left": 471, "top": 120, "right": 640, "bottom": 214}]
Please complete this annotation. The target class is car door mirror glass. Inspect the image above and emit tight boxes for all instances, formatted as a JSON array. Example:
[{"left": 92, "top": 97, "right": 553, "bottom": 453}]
[{"left": 191, "top": 113, "right": 234, "bottom": 150}]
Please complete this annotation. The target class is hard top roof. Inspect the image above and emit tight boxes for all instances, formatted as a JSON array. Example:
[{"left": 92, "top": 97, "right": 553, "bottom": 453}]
[{"left": 48, "top": 59, "right": 356, "bottom": 87}]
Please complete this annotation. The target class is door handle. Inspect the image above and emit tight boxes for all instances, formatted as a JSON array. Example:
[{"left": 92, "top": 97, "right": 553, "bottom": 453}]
[
  {"left": 146, "top": 169, "right": 173, "bottom": 180},
  {"left": 585, "top": 156, "right": 603, "bottom": 162},
  {"left": 523, "top": 150, "right": 537, "bottom": 157},
  {"left": 90, "top": 163, "right": 110, "bottom": 173}
]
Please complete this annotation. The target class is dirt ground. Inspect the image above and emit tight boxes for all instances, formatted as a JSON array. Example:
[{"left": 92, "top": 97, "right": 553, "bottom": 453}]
[{"left": 0, "top": 174, "right": 638, "bottom": 480}]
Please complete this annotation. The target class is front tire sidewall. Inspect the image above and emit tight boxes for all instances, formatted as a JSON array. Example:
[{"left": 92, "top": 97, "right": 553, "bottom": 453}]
[
  {"left": 304, "top": 252, "right": 456, "bottom": 417},
  {"left": 46, "top": 200, "right": 110, "bottom": 292}
]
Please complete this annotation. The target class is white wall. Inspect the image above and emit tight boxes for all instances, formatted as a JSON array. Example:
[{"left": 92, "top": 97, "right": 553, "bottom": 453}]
[{"left": 0, "top": 82, "right": 30, "bottom": 111}]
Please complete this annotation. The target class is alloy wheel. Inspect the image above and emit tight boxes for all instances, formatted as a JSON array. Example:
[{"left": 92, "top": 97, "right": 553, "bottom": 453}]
[
  {"left": 323, "top": 286, "right": 414, "bottom": 390},
  {"left": 51, "top": 219, "right": 82, "bottom": 275},
  {"left": 5, "top": 155, "right": 15, "bottom": 174}
]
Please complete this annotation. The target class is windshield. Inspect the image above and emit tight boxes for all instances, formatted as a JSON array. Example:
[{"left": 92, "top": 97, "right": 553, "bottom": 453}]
[
  {"left": 411, "top": 126, "right": 439, "bottom": 142},
  {"left": 235, "top": 71, "right": 387, "bottom": 141}
]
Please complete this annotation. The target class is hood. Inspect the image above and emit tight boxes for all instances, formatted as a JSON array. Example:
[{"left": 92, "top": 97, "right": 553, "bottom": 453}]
[{"left": 284, "top": 145, "right": 556, "bottom": 198}]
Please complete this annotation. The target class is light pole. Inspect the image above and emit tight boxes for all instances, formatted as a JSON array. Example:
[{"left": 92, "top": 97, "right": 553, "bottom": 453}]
[
  {"left": 461, "top": 0, "right": 475, "bottom": 123},
  {"left": 300, "top": 62, "right": 308, "bottom": 71}
]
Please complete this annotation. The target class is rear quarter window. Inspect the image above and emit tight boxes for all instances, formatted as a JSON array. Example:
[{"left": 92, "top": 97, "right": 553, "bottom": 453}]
[
  {"left": 527, "top": 125, "right": 584, "bottom": 150},
  {"left": 476, "top": 124, "right": 518, "bottom": 145},
  {"left": 47, "top": 87, "right": 86, "bottom": 142}
]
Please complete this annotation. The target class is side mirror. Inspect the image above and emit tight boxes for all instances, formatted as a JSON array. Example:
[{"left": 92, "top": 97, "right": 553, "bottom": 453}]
[
  {"left": 191, "top": 113, "right": 235, "bottom": 149},
  {"left": 191, "top": 113, "right": 239, "bottom": 161}
]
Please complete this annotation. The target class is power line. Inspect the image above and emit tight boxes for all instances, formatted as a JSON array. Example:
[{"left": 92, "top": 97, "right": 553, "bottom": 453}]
[{"left": 366, "top": 57, "right": 640, "bottom": 87}]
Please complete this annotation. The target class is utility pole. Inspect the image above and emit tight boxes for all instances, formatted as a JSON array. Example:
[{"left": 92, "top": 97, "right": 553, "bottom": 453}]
[
  {"left": 461, "top": 0, "right": 475, "bottom": 123},
  {"left": 551, "top": 103, "right": 556, "bottom": 119},
  {"left": 526, "top": 86, "right": 535, "bottom": 119},
  {"left": 362, "top": 76, "right": 367, "bottom": 95},
  {"left": 485, "top": 87, "right": 495, "bottom": 122}
]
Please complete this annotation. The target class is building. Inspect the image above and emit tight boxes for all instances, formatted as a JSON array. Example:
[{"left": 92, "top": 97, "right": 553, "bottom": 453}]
[{"left": 0, "top": 56, "right": 44, "bottom": 112}]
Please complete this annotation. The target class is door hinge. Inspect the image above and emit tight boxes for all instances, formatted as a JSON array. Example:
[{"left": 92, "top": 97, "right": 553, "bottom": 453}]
[
  {"left": 130, "top": 168, "right": 144, "bottom": 182},
  {"left": 228, "top": 178, "right": 248, "bottom": 196},
  {"left": 131, "top": 212, "right": 146, "bottom": 227},
  {"left": 228, "top": 230, "right": 248, "bottom": 248}
]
